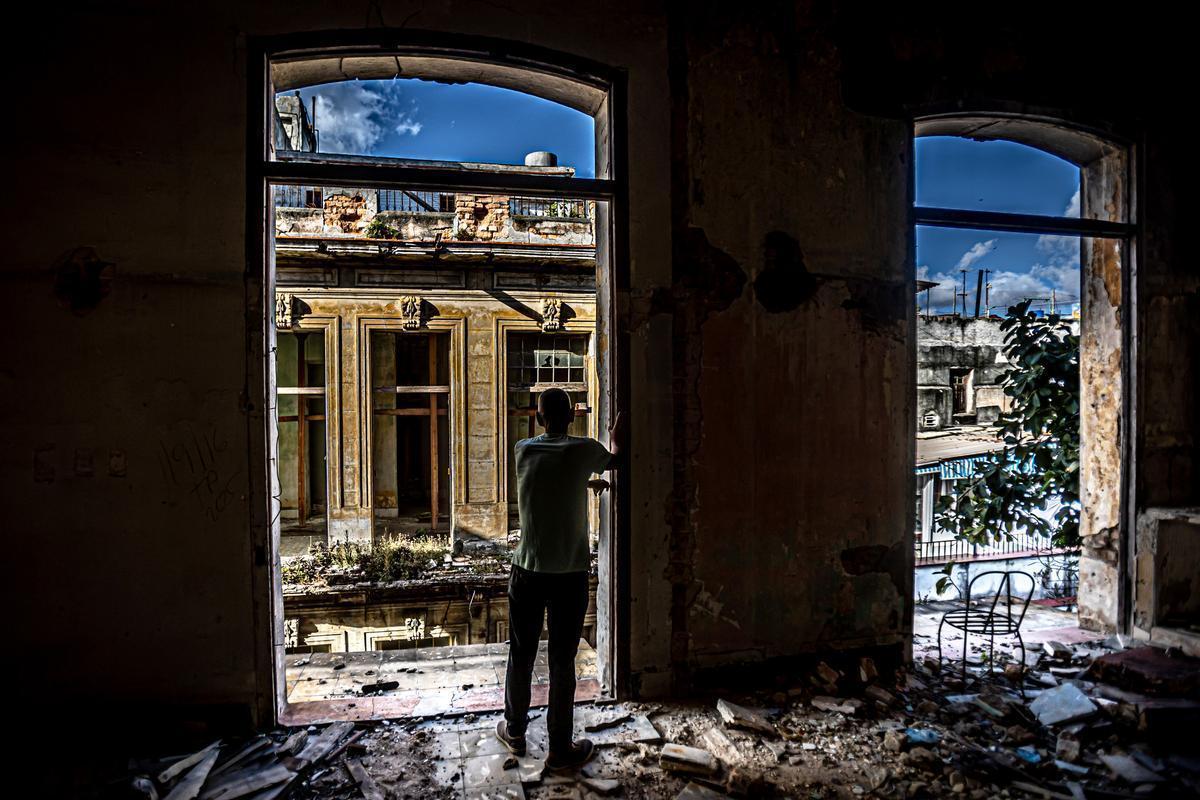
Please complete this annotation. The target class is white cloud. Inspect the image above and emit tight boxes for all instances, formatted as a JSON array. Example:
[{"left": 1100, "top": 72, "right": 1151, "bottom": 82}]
[
  {"left": 1035, "top": 233, "right": 1080, "bottom": 267},
  {"left": 916, "top": 265, "right": 959, "bottom": 310},
  {"left": 918, "top": 192, "right": 1084, "bottom": 316},
  {"left": 1063, "top": 188, "right": 1080, "bottom": 218},
  {"left": 310, "top": 81, "right": 421, "bottom": 154},
  {"left": 918, "top": 260, "right": 1079, "bottom": 315},
  {"left": 955, "top": 239, "right": 997, "bottom": 271},
  {"left": 394, "top": 110, "right": 423, "bottom": 137}
]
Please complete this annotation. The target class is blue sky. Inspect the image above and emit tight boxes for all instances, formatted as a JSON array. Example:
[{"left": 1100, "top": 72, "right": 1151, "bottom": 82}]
[
  {"left": 284, "top": 83, "right": 1079, "bottom": 316},
  {"left": 916, "top": 137, "right": 1081, "bottom": 315},
  {"left": 292, "top": 78, "right": 596, "bottom": 177}
]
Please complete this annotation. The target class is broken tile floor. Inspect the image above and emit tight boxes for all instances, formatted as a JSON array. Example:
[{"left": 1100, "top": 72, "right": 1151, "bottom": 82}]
[
  {"left": 913, "top": 600, "right": 1102, "bottom": 668},
  {"left": 283, "top": 641, "right": 600, "bottom": 724},
  {"left": 117, "top": 601, "right": 1200, "bottom": 799}
]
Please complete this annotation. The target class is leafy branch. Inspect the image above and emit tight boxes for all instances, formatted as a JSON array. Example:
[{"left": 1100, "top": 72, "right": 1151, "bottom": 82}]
[{"left": 934, "top": 300, "right": 1080, "bottom": 550}]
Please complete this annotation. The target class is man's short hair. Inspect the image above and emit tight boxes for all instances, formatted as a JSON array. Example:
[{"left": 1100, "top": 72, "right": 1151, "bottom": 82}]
[{"left": 538, "top": 387, "right": 573, "bottom": 424}]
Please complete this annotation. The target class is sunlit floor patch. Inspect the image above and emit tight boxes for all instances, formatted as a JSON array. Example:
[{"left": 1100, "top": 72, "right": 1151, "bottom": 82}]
[{"left": 282, "top": 640, "right": 599, "bottom": 724}]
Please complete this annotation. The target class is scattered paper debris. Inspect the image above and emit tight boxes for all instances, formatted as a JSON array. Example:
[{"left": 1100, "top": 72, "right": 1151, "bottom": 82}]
[{"left": 1029, "top": 683, "right": 1098, "bottom": 726}]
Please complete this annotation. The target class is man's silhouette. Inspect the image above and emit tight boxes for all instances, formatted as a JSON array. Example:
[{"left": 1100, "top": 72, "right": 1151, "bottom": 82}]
[{"left": 495, "top": 388, "right": 622, "bottom": 770}]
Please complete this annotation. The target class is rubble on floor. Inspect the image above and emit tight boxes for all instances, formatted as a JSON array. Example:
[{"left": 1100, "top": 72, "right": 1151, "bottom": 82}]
[{"left": 117, "top": 640, "right": 1200, "bottom": 798}]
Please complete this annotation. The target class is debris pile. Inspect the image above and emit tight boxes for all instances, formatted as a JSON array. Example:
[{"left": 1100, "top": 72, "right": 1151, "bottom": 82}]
[
  {"left": 119, "top": 631, "right": 1200, "bottom": 798},
  {"left": 121, "top": 720, "right": 439, "bottom": 800}
]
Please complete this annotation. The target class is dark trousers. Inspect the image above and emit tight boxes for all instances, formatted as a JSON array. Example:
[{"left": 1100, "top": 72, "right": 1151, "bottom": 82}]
[{"left": 503, "top": 564, "right": 589, "bottom": 753}]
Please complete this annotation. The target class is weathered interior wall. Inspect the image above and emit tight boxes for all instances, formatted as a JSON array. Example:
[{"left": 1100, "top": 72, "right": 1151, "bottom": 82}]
[
  {"left": 5, "top": 2, "right": 1196, "bottom": 730},
  {"left": 657, "top": 7, "right": 911, "bottom": 688},
  {"left": 1078, "top": 233, "right": 1125, "bottom": 631}
]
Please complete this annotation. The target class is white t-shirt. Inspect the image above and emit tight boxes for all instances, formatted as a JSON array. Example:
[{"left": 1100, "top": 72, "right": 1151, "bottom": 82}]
[{"left": 512, "top": 434, "right": 612, "bottom": 573}]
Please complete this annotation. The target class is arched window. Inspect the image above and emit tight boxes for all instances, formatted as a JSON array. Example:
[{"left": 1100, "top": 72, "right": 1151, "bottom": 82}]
[
  {"left": 913, "top": 115, "right": 1133, "bottom": 633},
  {"left": 247, "top": 34, "right": 627, "bottom": 724}
]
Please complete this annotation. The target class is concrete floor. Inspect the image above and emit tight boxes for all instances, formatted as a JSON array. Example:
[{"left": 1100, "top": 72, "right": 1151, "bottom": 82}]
[
  {"left": 914, "top": 599, "right": 1102, "bottom": 668},
  {"left": 282, "top": 640, "right": 600, "bottom": 725}
]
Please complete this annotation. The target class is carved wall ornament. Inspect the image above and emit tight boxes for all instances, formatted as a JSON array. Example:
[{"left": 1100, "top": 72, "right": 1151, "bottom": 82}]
[
  {"left": 400, "top": 295, "right": 425, "bottom": 329},
  {"left": 541, "top": 297, "right": 562, "bottom": 332},
  {"left": 275, "top": 292, "right": 295, "bottom": 329}
]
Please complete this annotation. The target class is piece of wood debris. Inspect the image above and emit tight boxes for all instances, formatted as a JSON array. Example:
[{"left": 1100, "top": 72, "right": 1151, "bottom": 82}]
[
  {"left": 1099, "top": 753, "right": 1165, "bottom": 784},
  {"left": 816, "top": 661, "right": 841, "bottom": 686},
  {"left": 584, "top": 712, "right": 633, "bottom": 732},
  {"left": 212, "top": 737, "right": 273, "bottom": 777},
  {"left": 131, "top": 775, "right": 159, "bottom": 800},
  {"left": 676, "top": 781, "right": 728, "bottom": 799},
  {"left": 159, "top": 741, "right": 222, "bottom": 785},
  {"left": 864, "top": 685, "right": 895, "bottom": 706},
  {"left": 326, "top": 730, "right": 367, "bottom": 762},
  {"left": 716, "top": 699, "right": 775, "bottom": 735},
  {"left": 344, "top": 758, "right": 386, "bottom": 800},
  {"left": 277, "top": 731, "right": 307, "bottom": 757},
  {"left": 163, "top": 749, "right": 220, "bottom": 800},
  {"left": 1043, "top": 642, "right": 1073, "bottom": 660},
  {"left": 582, "top": 777, "right": 621, "bottom": 795},
  {"left": 361, "top": 680, "right": 400, "bottom": 695},
  {"left": 199, "top": 763, "right": 293, "bottom": 800},
  {"left": 241, "top": 776, "right": 293, "bottom": 800},
  {"left": 295, "top": 721, "right": 355, "bottom": 765},
  {"left": 660, "top": 743, "right": 719, "bottom": 776},
  {"left": 1009, "top": 780, "right": 1073, "bottom": 800},
  {"left": 700, "top": 727, "right": 744, "bottom": 767},
  {"left": 810, "top": 696, "right": 863, "bottom": 715}
]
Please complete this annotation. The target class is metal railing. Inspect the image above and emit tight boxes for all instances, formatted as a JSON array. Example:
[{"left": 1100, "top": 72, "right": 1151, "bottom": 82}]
[
  {"left": 274, "top": 185, "right": 323, "bottom": 209},
  {"left": 914, "top": 532, "right": 1063, "bottom": 566},
  {"left": 508, "top": 196, "right": 588, "bottom": 220},
  {"left": 378, "top": 189, "right": 455, "bottom": 213}
]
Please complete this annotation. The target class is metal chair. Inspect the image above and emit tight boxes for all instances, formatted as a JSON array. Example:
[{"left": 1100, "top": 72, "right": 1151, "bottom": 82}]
[{"left": 936, "top": 570, "right": 1035, "bottom": 692}]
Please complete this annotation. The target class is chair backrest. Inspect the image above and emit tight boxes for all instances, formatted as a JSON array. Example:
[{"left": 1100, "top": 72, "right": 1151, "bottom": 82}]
[{"left": 965, "top": 570, "right": 1036, "bottom": 628}]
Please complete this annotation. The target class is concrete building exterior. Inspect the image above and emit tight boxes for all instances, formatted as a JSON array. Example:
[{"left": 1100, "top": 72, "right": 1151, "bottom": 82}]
[
  {"left": 271, "top": 99, "right": 600, "bottom": 545},
  {"left": 916, "top": 316, "right": 1012, "bottom": 431}
]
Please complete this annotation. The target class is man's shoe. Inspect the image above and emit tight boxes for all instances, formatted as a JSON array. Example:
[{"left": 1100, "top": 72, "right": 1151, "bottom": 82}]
[
  {"left": 495, "top": 719, "right": 527, "bottom": 756},
  {"left": 544, "top": 739, "right": 595, "bottom": 771}
]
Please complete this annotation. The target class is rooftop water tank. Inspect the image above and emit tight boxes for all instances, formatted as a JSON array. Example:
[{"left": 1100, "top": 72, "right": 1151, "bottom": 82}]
[{"left": 524, "top": 151, "right": 558, "bottom": 167}]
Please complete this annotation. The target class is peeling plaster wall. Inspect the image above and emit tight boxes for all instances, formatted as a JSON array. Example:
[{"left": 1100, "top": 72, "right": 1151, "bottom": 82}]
[
  {"left": 659, "top": 7, "right": 911, "bottom": 687},
  {"left": 1078, "top": 235, "right": 1124, "bottom": 631}
]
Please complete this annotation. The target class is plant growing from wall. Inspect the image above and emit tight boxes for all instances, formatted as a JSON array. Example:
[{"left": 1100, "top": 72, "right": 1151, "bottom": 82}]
[
  {"left": 934, "top": 301, "right": 1081, "bottom": 576},
  {"left": 366, "top": 217, "right": 400, "bottom": 240}
]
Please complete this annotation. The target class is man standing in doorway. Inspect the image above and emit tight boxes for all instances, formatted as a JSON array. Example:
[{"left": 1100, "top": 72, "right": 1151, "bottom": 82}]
[{"left": 496, "top": 388, "right": 623, "bottom": 770}]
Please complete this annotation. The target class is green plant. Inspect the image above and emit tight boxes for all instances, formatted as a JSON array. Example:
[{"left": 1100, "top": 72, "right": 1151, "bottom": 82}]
[
  {"left": 934, "top": 300, "right": 1081, "bottom": 550},
  {"left": 934, "top": 561, "right": 959, "bottom": 595},
  {"left": 366, "top": 217, "right": 400, "bottom": 239},
  {"left": 281, "top": 535, "right": 448, "bottom": 586}
]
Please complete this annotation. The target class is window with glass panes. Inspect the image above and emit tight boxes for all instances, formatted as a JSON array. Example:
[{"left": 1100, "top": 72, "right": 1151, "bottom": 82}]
[{"left": 508, "top": 333, "right": 587, "bottom": 390}]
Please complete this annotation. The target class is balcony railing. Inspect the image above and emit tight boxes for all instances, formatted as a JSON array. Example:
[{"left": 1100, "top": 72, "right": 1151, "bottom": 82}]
[
  {"left": 378, "top": 189, "right": 455, "bottom": 214},
  {"left": 509, "top": 197, "right": 588, "bottom": 220},
  {"left": 914, "top": 532, "right": 1071, "bottom": 566}
]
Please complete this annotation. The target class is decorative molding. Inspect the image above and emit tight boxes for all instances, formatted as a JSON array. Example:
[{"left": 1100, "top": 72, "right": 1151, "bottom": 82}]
[
  {"left": 541, "top": 297, "right": 562, "bottom": 331},
  {"left": 275, "top": 292, "right": 295, "bottom": 329},
  {"left": 399, "top": 295, "right": 425, "bottom": 329}
]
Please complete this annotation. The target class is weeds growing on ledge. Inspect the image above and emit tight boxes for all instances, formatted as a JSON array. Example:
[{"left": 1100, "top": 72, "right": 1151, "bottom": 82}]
[{"left": 282, "top": 535, "right": 448, "bottom": 586}]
